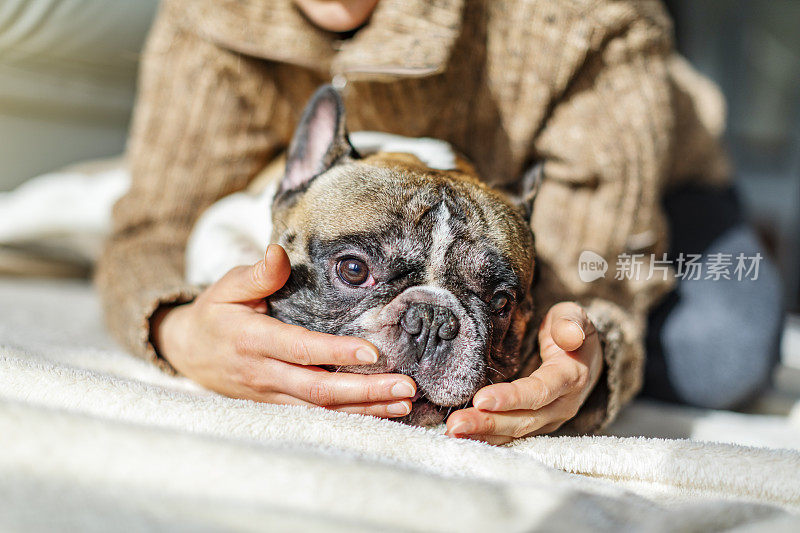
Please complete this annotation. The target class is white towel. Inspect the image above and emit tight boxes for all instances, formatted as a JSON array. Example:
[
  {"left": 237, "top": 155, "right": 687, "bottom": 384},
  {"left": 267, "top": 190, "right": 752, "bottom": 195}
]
[
  {"left": 2, "top": 156, "right": 800, "bottom": 530},
  {"left": 0, "top": 278, "right": 798, "bottom": 532}
]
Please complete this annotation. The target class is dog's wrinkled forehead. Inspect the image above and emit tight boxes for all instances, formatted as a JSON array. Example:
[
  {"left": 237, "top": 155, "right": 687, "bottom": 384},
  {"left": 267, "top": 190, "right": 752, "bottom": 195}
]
[
  {"left": 280, "top": 157, "right": 534, "bottom": 284},
  {"left": 270, "top": 84, "right": 535, "bottom": 287}
]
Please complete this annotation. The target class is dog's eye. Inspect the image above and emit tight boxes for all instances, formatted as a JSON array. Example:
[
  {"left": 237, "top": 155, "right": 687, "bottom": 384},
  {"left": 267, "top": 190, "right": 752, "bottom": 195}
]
[
  {"left": 337, "top": 258, "right": 370, "bottom": 286},
  {"left": 489, "top": 292, "right": 512, "bottom": 316}
]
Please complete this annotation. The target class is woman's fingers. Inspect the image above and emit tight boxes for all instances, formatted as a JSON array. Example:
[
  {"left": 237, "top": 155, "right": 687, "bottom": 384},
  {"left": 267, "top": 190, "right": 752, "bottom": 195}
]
[
  {"left": 228, "top": 390, "right": 411, "bottom": 418},
  {"left": 167, "top": 246, "right": 422, "bottom": 419},
  {"left": 446, "top": 399, "right": 574, "bottom": 439},
  {"left": 237, "top": 314, "right": 381, "bottom": 366},
  {"left": 473, "top": 360, "right": 581, "bottom": 412},
  {"left": 206, "top": 244, "right": 291, "bottom": 304},
  {"left": 439, "top": 302, "right": 605, "bottom": 443},
  {"left": 548, "top": 302, "right": 596, "bottom": 354},
  {"left": 462, "top": 434, "right": 514, "bottom": 446},
  {"left": 544, "top": 303, "right": 603, "bottom": 403},
  {"left": 327, "top": 399, "right": 412, "bottom": 418},
  {"left": 260, "top": 362, "right": 416, "bottom": 406},
  {"left": 234, "top": 391, "right": 316, "bottom": 407},
  {"left": 525, "top": 421, "right": 563, "bottom": 437}
]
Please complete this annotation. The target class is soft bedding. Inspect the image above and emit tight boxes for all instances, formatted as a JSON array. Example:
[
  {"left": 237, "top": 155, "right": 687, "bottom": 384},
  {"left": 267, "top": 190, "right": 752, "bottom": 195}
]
[
  {"left": 1, "top": 160, "right": 799, "bottom": 531},
  {"left": 0, "top": 277, "right": 799, "bottom": 532}
]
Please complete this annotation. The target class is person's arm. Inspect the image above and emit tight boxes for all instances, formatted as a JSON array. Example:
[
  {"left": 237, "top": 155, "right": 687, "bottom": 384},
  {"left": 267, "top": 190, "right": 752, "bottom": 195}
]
[
  {"left": 446, "top": 2, "right": 680, "bottom": 440},
  {"left": 96, "top": 7, "right": 284, "bottom": 369},
  {"left": 95, "top": 7, "right": 417, "bottom": 417}
]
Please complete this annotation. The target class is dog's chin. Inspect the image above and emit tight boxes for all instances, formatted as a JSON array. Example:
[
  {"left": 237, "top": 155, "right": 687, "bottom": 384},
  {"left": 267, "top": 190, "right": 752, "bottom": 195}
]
[
  {"left": 397, "top": 389, "right": 474, "bottom": 426},
  {"left": 398, "top": 397, "right": 448, "bottom": 426}
]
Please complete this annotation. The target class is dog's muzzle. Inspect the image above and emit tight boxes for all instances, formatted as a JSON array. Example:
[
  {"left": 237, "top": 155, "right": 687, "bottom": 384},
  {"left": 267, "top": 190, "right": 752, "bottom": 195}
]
[{"left": 400, "top": 303, "right": 460, "bottom": 361}]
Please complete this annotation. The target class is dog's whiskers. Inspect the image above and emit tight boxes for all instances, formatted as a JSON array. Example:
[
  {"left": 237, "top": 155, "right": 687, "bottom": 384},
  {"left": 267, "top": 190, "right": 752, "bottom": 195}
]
[{"left": 486, "top": 364, "right": 503, "bottom": 377}]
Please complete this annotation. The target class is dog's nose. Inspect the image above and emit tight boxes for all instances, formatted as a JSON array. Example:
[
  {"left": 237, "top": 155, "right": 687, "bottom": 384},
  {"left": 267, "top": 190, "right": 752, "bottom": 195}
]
[{"left": 400, "top": 303, "right": 459, "bottom": 341}]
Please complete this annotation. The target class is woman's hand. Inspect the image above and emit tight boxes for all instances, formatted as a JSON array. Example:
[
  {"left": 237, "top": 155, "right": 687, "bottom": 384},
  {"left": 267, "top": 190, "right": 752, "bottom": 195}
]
[
  {"left": 152, "top": 244, "right": 416, "bottom": 417},
  {"left": 445, "top": 302, "right": 603, "bottom": 444}
]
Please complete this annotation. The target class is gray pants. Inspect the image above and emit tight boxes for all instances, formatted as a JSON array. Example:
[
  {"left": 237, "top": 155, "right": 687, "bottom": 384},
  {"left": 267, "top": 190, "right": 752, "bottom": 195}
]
[{"left": 643, "top": 187, "right": 784, "bottom": 409}]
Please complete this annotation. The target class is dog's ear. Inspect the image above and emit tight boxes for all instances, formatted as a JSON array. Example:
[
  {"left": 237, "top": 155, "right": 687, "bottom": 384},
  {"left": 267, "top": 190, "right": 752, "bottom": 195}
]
[
  {"left": 279, "top": 84, "right": 357, "bottom": 197},
  {"left": 509, "top": 161, "right": 543, "bottom": 221}
]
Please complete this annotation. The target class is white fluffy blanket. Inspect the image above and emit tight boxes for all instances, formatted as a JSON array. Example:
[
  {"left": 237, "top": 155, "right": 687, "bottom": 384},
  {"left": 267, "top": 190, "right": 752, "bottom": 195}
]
[
  {"left": 1, "top": 277, "right": 799, "bottom": 532},
  {"left": 2, "top": 158, "right": 800, "bottom": 530}
]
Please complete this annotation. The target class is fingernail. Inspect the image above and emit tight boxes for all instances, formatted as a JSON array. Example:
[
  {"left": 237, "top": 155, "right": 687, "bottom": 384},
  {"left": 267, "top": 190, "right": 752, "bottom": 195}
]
[
  {"left": 265, "top": 243, "right": 279, "bottom": 263},
  {"left": 387, "top": 402, "right": 410, "bottom": 415},
  {"left": 449, "top": 421, "right": 473, "bottom": 435},
  {"left": 391, "top": 382, "right": 415, "bottom": 398},
  {"left": 474, "top": 396, "right": 496, "bottom": 411},
  {"left": 567, "top": 318, "right": 585, "bottom": 341},
  {"left": 355, "top": 347, "right": 378, "bottom": 363}
]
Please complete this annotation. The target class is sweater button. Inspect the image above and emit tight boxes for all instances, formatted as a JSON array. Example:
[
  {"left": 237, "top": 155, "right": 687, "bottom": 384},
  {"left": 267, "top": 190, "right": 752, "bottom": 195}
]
[{"left": 332, "top": 74, "right": 348, "bottom": 91}]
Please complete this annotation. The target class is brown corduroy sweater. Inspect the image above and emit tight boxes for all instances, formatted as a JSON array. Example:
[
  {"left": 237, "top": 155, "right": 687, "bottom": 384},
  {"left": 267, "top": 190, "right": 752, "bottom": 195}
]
[{"left": 96, "top": 0, "right": 731, "bottom": 433}]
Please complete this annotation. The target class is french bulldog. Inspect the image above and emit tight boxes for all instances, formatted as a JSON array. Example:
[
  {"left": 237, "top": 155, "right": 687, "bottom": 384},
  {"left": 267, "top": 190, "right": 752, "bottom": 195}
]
[{"left": 186, "top": 85, "right": 540, "bottom": 426}]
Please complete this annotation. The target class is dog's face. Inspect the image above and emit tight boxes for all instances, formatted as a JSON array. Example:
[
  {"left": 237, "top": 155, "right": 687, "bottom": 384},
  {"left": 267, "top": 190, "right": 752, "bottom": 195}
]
[{"left": 269, "top": 86, "right": 537, "bottom": 425}]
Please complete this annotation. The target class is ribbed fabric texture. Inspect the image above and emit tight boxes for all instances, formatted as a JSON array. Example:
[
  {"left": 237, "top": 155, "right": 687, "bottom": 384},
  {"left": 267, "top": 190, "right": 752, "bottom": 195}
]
[{"left": 96, "top": 0, "right": 730, "bottom": 433}]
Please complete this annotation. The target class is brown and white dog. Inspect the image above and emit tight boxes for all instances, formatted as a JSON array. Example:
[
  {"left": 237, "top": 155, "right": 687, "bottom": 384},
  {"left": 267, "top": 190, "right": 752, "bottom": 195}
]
[{"left": 187, "top": 85, "right": 540, "bottom": 425}]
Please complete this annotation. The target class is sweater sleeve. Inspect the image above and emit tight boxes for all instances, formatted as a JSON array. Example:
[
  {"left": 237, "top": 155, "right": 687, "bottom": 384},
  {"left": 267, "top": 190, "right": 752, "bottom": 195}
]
[
  {"left": 95, "top": 6, "right": 292, "bottom": 372},
  {"left": 529, "top": 4, "right": 690, "bottom": 433}
]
